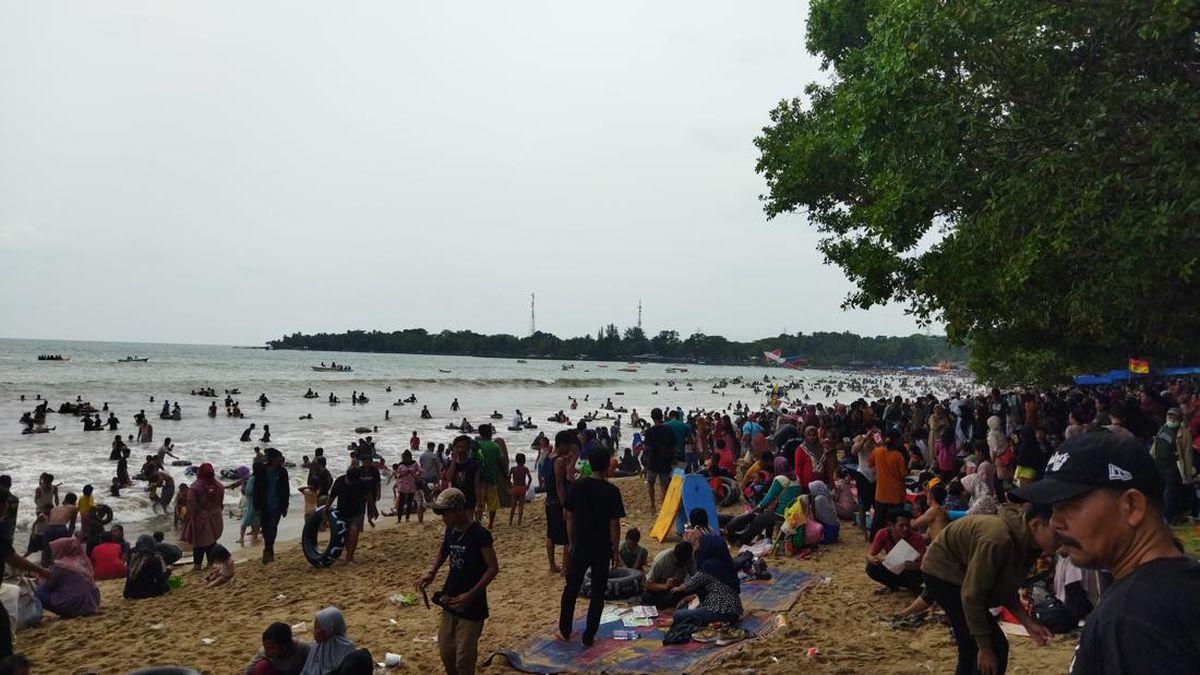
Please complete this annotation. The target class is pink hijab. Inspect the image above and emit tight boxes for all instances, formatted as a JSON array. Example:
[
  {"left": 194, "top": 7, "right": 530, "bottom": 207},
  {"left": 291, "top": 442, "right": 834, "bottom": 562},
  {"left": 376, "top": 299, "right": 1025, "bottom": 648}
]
[{"left": 50, "top": 537, "right": 94, "bottom": 583}]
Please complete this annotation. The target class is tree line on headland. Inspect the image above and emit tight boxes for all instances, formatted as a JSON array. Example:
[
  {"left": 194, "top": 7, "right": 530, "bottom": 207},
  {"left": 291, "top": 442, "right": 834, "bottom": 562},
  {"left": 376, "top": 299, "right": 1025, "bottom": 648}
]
[{"left": 266, "top": 327, "right": 966, "bottom": 368}]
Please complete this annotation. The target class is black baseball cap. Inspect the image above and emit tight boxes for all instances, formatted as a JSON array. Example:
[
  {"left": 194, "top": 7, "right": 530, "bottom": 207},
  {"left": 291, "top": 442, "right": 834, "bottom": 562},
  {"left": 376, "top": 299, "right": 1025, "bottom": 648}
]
[{"left": 1010, "top": 431, "right": 1162, "bottom": 504}]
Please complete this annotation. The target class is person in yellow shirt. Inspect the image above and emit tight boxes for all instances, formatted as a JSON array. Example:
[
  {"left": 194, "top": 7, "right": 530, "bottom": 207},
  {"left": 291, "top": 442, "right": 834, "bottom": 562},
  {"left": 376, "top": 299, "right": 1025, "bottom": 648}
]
[{"left": 76, "top": 484, "right": 95, "bottom": 516}]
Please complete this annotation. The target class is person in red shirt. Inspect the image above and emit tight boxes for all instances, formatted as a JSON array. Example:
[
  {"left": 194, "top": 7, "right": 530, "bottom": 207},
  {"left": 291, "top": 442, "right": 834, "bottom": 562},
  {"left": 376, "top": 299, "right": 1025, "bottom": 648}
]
[
  {"left": 866, "top": 507, "right": 925, "bottom": 591},
  {"left": 89, "top": 534, "right": 128, "bottom": 580}
]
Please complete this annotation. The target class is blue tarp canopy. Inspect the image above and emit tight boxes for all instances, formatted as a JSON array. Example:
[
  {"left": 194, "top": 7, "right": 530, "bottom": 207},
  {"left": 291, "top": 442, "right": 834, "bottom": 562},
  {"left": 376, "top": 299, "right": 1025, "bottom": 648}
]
[{"left": 1073, "top": 366, "right": 1200, "bottom": 385}]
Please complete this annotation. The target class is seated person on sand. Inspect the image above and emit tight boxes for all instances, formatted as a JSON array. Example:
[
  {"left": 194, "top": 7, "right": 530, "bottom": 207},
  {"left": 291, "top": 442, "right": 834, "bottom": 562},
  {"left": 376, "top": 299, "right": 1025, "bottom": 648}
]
[
  {"left": 152, "top": 530, "right": 183, "bottom": 565},
  {"left": 204, "top": 544, "right": 235, "bottom": 588},
  {"left": 737, "top": 451, "right": 775, "bottom": 502},
  {"left": 666, "top": 535, "right": 744, "bottom": 630},
  {"left": 245, "top": 621, "right": 311, "bottom": 675},
  {"left": 866, "top": 507, "right": 926, "bottom": 592},
  {"left": 619, "top": 527, "right": 648, "bottom": 573},
  {"left": 89, "top": 533, "right": 128, "bottom": 580},
  {"left": 912, "top": 484, "right": 950, "bottom": 543},
  {"left": 300, "top": 607, "right": 358, "bottom": 675},
  {"left": 725, "top": 474, "right": 798, "bottom": 546},
  {"left": 124, "top": 534, "right": 171, "bottom": 599},
  {"left": 36, "top": 537, "right": 101, "bottom": 618},
  {"left": 642, "top": 542, "right": 697, "bottom": 609}
]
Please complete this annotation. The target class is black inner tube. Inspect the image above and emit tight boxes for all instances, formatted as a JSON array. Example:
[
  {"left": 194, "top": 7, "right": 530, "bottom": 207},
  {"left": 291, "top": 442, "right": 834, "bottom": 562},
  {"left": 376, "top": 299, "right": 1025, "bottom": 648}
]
[
  {"left": 93, "top": 504, "right": 114, "bottom": 525},
  {"left": 302, "top": 507, "right": 348, "bottom": 569}
]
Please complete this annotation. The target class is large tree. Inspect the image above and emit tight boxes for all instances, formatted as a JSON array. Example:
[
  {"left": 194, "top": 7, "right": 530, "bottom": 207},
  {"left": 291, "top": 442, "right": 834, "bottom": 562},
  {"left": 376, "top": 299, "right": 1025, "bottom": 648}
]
[{"left": 756, "top": 0, "right": 1200, "bottom": 384}]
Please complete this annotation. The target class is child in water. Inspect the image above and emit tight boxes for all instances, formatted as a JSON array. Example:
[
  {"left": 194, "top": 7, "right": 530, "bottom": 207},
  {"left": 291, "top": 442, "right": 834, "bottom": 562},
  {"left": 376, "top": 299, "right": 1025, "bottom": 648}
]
[
  {"left": 508, "top": 453, "right": 531, "bottom": 526},
  {"left": 204, "top": 544, "right": 235, "bottom": 587},
  {"left": 77, "top": 484, "right": 95, "bottom": 518}
]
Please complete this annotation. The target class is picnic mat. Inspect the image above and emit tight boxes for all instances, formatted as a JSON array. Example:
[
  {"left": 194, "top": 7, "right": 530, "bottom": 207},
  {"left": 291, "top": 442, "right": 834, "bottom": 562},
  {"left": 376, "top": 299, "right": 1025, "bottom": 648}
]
[
  {"left": 486, "top": 610, "right": 784, "bottom": 674},
  {"left": 739, "top": 569, "right": 819, "bottom": 613}
]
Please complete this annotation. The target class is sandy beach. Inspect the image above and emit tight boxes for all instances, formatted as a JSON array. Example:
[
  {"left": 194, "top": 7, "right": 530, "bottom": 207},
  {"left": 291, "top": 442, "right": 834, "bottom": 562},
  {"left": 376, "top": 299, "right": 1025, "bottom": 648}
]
[{"left": 18, "top": 475, "right": 1075, "bottom": 674}]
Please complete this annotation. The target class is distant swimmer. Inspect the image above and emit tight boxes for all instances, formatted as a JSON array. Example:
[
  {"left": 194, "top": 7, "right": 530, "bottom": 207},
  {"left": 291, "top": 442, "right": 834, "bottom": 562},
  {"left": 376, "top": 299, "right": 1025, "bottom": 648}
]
[
  {"left": 240, "top": 424, "right": 256, "bottom": 442},
  {"left": 299, "top": 413, "right": 313, "bottom": 420},
  {"left": 258, "top": 393, "right": 270, "bottom": 407},
  {"left": 490, "top": 410, "right": 503, "bottom": 419},
  {"left": 106, "top": 413, "right": 119, "bottom": 430},
  {"left": 261, "top": 424, "right": 271, "bottom": 443},
  {"left": 420, "top": 405, "right": 432, "bottom": 419},
  {"left": 451, "top": 398, "right": 460, "bottom": 412},
  {"left": 208, "top": 401, "right": 217, "bottom": 417}
]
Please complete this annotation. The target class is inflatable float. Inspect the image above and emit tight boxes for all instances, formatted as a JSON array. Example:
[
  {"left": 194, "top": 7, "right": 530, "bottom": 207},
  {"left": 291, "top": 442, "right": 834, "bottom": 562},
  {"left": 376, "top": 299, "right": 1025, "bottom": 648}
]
[
  {"left": 581, "top": 567, "right": 644, "bottom": 600},
  {"left": 93, "top": 503, "right": 114, "bottom": 525},
  {"left": 303, "top": 507, "right": 348, "bottom": 568}
]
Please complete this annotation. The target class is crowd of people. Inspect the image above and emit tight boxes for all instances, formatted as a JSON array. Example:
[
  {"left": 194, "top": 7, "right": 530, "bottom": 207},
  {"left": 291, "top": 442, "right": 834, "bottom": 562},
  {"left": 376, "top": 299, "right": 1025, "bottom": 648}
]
[{"left": 5, "top": 377, "right": 1200, "bottom": 674}]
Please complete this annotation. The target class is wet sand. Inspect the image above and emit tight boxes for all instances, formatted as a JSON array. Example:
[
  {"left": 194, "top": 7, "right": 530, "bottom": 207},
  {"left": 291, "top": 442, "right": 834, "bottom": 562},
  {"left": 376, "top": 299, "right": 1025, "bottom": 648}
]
[{"left": 19, "top": 476, "right": 1075, "bottom": 674}]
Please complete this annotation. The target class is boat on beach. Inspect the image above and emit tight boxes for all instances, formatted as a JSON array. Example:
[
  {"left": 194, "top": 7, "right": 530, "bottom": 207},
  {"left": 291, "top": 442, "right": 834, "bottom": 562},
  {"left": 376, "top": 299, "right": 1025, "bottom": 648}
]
[{"left": 116, "top": 356, "right": 149, "bottom": 363}]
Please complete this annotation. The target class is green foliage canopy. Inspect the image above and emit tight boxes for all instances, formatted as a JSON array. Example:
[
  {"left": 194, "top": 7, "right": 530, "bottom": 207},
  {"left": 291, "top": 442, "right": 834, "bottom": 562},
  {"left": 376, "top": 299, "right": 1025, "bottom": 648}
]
[{"left": 756, "top": 0, "right": 1200, "bottom": 384}]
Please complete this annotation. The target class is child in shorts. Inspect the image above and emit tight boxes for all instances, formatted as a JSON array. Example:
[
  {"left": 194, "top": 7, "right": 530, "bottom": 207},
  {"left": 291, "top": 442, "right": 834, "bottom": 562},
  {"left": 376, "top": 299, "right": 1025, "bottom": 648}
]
[{"left": 508, "top": 453, "right": 531, "bottom": 526}]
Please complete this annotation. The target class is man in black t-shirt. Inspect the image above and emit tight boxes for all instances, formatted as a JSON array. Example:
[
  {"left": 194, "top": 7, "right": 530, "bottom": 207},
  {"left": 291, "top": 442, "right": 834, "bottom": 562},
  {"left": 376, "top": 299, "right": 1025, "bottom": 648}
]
[
  {"left": 643, "top": 408, "right": 676, "bottom": 512},
  {"left": 417, "top": 487, "right": 498, "bottom": 675},
  {"left": 559, "top": 447, "right": 626, "bottom": 645},
  {"left": 329, "top": 466, "right": 369, "bottom": 564},
  {"left": 1012, "top": 432, "right": 1200, "bottom": 675}
]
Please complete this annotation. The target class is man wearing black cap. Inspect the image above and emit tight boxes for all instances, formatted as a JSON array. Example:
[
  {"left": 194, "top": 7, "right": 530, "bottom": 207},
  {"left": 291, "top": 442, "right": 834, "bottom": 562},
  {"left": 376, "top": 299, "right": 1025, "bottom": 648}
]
[{"left": 1011, "top": 431, "right": 1200, "bottom": 674}]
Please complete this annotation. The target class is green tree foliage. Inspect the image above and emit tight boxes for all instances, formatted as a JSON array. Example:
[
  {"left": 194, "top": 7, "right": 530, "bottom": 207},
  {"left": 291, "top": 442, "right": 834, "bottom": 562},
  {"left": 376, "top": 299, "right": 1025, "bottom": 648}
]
[
  {"left": 755, "top": 0, "right": 1200, "bottom": 385},
  {"left": 267, "top": 327, "right": 965, "bottom": 367}
]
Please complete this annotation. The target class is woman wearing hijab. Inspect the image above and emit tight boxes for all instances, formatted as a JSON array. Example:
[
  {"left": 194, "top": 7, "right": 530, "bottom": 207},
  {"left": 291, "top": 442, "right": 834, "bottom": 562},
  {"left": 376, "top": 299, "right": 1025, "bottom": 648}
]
[
  {"left": 124, "top": 534, "right": 170, "bottom": 599},
  {"left": 182, "top": 463, "right": 225, "bottom": 571},
  {"left": 35, "top": 537, "right": 100, "bottom": 617},
  {"left": 301, "top": 607, "right": 356, "bottom": 675},
  {"left": 807, "top": 480, "right": 840, "bottom": 542},
  {"left": 962, "top": 463, "right": 999, "bottom": 515},
  {"left": 668, "top": 535, "right": 743, "bottom": 629}
]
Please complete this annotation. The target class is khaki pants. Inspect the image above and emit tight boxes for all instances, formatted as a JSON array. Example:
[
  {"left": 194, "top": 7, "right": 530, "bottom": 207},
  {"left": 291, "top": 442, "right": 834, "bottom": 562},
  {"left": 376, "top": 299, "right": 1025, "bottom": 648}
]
[{"left": 438, "top": 609, "right": 484, "bottom": 675}]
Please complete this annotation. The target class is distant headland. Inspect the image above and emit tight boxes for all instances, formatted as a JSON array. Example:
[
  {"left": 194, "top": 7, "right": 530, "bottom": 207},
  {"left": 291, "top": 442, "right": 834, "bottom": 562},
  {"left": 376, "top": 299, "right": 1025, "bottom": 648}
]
[{"left": 267, "top": 327, "right": 966, "bottom": 368}]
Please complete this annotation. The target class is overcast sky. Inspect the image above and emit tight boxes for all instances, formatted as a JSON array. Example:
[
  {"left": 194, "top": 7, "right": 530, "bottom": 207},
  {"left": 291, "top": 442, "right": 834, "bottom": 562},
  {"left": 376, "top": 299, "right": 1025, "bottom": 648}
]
[{"left": 0, "top": 1, "right": 926, "bottom": 346}]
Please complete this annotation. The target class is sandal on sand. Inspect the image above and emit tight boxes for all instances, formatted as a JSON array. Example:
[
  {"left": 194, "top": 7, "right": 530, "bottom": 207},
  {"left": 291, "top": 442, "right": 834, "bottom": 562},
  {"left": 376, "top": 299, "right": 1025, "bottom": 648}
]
[
  {"left": 691, "top": 627, "right": 721, "bottom": 643},
  {"left": 714, "top": 627, "right": 751, "bottom": 645}
]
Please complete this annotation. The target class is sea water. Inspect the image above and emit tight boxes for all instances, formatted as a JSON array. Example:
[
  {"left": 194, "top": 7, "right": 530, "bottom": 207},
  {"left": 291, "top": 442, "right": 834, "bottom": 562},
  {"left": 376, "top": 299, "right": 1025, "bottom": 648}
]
[{"left": 0, "top": 338, "right": 969, "bottom": 532}]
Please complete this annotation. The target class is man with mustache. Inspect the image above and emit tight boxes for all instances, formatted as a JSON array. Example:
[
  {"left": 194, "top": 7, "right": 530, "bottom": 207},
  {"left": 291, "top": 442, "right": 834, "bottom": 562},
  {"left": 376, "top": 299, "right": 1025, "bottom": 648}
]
[{"left": 1012, "top": 431, "right": 1200, "bottom": 674}]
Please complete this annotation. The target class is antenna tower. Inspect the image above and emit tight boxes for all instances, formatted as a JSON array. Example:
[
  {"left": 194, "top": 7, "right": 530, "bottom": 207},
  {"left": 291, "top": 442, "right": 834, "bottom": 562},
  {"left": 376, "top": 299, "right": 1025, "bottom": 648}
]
[
  {"left": 637, "top": 299, "right": 643, "bottom": 331},
  {"left": 529, "top": 293, "right": 536, "bottom": 336}
]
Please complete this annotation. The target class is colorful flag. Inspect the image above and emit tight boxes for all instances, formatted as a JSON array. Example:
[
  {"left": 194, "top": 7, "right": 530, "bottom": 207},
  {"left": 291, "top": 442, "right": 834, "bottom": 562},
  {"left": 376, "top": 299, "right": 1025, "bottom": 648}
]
[{"left": 1128, "top": 358, "right": 1150, "bottom": 374}]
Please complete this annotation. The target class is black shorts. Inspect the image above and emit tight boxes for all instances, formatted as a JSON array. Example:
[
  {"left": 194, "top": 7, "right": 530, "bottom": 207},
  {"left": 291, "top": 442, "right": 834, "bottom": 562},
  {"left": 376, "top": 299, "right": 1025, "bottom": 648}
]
[{"left": 545, "top": 501, "right": 568, "bottom": 545}]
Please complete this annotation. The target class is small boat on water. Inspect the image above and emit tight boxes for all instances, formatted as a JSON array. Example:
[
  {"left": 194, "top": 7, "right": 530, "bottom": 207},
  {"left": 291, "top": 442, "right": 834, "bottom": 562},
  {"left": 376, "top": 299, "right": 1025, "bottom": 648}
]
[
  {"left": 311, "top": 363, "right": 352, "bottom": 372},
  {"left": 516, "top": 359, "right": 527, "bottom": 364},
  {"left": 561, "top": 364, "right": 575, "bottom": 371},
  {"left": 116, "top": 356, "right": 149, "bottom": 363},
  {"left": 438, "top": 369, "right": 452, "bottom": 374},
  {"left": 37, "top": 355, "right": 70, "bottom": 362},
  {"left": 617, "top": 366, "right": 638, "bottom": 373}
]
